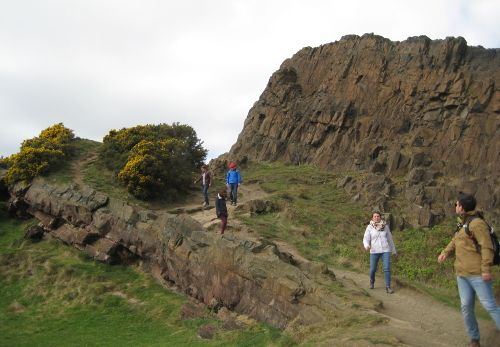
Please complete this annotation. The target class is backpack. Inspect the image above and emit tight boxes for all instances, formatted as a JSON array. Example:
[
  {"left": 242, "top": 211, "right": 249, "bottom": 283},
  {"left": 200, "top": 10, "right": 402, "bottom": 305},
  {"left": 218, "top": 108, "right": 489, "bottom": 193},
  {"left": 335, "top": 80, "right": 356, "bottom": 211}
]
[{"left": 462, "top": 216, "right": 500, "bottom": 266}]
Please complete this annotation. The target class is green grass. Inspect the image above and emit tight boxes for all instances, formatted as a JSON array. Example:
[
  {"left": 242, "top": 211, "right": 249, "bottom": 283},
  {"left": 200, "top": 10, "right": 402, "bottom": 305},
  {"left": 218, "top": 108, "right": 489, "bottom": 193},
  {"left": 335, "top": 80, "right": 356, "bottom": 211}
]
[
  {"left": 4, "top": 149, "right": 500, "bottom": 344},
  {"left": 233, "top": 161, "right": 500, "bottom": 304},
  {"left": 0, "top": 211, "right": 295, "bottom": 347},
  {"left": 44, "top": 138, "right": 101, "bottom": 186}
]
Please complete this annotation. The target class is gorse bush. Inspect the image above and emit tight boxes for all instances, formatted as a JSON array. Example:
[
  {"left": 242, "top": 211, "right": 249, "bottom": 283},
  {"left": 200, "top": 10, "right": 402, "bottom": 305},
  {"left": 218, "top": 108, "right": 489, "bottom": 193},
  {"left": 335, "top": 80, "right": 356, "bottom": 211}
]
[
  {"left": 98, "top": 123, "right": 207, "bottom": 200},
  {"left": 2, "top": 123, "right": 75, "bottom": 185},
  {"left": 118, "top": 139, "right": 195, "bottom": 200}
]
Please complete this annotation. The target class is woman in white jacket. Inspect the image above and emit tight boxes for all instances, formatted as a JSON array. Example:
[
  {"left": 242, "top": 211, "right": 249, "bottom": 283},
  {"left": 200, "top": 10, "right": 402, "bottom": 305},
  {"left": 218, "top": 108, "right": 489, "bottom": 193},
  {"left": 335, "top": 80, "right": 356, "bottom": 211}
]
[{"left": 363, "top": 211, "right": 397, "bottom": 293}]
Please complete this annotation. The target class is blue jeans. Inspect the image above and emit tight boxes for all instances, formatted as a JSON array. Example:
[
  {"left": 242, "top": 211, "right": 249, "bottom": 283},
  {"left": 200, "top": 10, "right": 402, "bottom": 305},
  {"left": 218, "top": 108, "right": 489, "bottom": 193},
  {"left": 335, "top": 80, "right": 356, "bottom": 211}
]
[
  {"left": 457, "top": 276, "right": 500, "bottom": 340},
  {"left": 228, "top": 183, "right": 238, "bottom": 204},
  {"left": 202, "top": 185, "right": 209, "bottom": 204},
  {"left": 369, "top": 252, "right": 391, "bottom": 287}
]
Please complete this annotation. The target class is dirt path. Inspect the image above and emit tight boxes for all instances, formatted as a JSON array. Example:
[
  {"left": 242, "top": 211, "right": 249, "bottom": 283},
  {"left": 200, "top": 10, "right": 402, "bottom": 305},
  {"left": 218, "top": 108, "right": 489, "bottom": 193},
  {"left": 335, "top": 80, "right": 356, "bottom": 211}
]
[
  {"left": 69, "top": 152, "right": 498, "bottom": 347},
  {"left": 156, "top": 184, "right": 500, "bottom": 347},
  {"left": 334, "top": 269, "right": 500, "bottom": 347},
  {"left": 71, "top": 152, "right": 97, "bottom": 187}
]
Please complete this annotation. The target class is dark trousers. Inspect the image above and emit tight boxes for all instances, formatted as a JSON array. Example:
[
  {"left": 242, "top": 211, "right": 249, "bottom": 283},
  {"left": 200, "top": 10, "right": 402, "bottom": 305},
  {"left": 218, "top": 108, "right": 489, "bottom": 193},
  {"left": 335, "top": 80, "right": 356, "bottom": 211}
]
[{"left": 219, "top": 216, "right": 227, "bottom": 234}]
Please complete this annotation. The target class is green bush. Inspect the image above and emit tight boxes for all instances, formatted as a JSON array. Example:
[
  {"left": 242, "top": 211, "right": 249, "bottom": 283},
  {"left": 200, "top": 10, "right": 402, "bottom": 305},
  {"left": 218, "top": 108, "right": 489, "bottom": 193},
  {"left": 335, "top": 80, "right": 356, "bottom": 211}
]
[
  {"left": 3, "top": 123, "right": 75, "bottom": 185},
  {"left": 98, "top": 123, "right": 207, "bottom": 200}
]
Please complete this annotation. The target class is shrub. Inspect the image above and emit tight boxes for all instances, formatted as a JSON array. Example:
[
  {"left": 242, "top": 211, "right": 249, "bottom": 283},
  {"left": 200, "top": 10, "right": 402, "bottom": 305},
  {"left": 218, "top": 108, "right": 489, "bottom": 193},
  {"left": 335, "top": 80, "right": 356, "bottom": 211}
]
[
  {"left": 100, "top": 123, "right": 207, "bottom": 200},
  {"left": 3, "top": 123, "right": 74, "bottom": 185}
]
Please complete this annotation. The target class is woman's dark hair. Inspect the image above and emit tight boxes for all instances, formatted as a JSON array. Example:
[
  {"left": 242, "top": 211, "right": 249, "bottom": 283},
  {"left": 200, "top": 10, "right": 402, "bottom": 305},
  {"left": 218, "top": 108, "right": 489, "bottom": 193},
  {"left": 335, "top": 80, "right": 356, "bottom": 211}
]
[
  {"left": 372, "top": 211, "right": 381, "bottom": 217},
  {"left": 457, "top": 192, "right": 476, "bottom": 212},
  {"left": 219, "top": 189, "right": 227, "bottom": 196}
]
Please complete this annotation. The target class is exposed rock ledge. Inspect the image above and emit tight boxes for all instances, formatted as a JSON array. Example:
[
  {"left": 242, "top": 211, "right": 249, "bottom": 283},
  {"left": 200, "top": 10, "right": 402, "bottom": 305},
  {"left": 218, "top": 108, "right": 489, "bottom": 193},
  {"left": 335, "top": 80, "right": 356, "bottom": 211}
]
[{"left": 7, "top": 178, "right": 375, "bottom": 329}]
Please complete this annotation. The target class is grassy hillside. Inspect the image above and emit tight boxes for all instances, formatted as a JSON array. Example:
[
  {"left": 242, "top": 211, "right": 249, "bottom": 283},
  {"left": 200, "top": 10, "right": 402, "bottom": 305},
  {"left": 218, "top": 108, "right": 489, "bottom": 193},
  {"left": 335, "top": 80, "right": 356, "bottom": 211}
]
[
  {"left": 2, "top": 137, "right": 499, "bottom": 346},
  {"left": 0, "top": 211, "right": 293, "bottom": 347},
  {"left": 53, "top": 140, "right": 500, "bottom": 298}
]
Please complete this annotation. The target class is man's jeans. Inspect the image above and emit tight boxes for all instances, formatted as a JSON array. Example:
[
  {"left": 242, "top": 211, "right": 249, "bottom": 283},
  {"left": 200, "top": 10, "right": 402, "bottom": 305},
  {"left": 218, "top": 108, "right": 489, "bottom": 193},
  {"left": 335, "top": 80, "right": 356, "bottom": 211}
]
[
  {"left": 202, "top": 184, "right": 209, "bottom": 204},
  {"left": 228, "top": 183, "right": 238, "bottom": 204},
  {"left": 457, "top": 276, "right": 500, "bottom": 340},
  {"left": 369, "top": 252, "right": 391, "bottom": 287}
]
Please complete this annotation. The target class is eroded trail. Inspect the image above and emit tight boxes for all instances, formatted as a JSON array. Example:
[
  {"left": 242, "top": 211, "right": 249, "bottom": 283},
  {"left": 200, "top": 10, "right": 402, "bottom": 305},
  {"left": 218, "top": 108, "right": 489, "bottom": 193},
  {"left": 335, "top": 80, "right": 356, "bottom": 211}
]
[
  {"left": 69, "top": 150, "right": 499, "bottom": 346},
  {"left": 334, "top": 269, "right": 500, "bottom": 347},
  {"left": 156, "top": 183, "right": 500, "bottom": 347}
]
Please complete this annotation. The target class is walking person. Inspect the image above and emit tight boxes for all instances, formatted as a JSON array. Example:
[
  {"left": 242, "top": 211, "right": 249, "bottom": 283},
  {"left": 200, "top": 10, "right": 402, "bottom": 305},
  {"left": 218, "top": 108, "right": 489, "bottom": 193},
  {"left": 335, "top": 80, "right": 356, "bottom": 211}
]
[
  {"left": 363, "top": 211, "right": 397, "bottom": 293},
  {"left": 438, "top": 192, "right": 500, "bottom": 347},
  {"left": 215, "top": 189, "right": 228, "bottom": 235},
  {"left": 225, "top": 163, "right": 241, "bottom": 206},
  {"left": 194, "top": 165, "right": 212, "bottom": 205}
]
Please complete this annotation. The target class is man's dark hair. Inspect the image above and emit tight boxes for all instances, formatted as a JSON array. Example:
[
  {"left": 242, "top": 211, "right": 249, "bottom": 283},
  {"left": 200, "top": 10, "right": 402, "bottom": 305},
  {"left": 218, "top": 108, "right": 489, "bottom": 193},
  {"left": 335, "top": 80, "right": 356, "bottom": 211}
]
[
  {"left": 457, "top": 191, "right": 477, "bottom": 212},
  {"left": 201, "top": 165, "right": 208, "bottom": 170}
]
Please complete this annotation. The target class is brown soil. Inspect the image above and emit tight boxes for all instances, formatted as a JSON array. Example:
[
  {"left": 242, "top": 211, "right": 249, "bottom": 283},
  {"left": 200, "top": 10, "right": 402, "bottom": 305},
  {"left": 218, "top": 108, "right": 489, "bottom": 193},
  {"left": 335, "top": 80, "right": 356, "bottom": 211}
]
[{"left": 71, "top": 152, "right": 97, "bottom": 187}]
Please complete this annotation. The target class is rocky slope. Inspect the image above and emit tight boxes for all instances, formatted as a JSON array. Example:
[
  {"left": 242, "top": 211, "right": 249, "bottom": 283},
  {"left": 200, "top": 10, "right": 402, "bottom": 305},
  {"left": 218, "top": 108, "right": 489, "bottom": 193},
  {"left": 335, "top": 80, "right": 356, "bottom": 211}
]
[
  {"left": 211, "top": 34, "right": 500, "bottom": 228},
  {"left": 6, "top": 178, "right": 381, "bottom": 330}
]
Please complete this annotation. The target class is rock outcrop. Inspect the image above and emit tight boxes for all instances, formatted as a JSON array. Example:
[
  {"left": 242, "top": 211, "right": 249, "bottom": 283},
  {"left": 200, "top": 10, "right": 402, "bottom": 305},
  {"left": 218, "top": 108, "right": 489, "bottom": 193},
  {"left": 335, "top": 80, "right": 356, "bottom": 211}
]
[
  {"left": 212, "top": 34, "right": 500, "bottom": 228},
  {"left": 7, "top": 178, "right": 378, "bottom": 329}
]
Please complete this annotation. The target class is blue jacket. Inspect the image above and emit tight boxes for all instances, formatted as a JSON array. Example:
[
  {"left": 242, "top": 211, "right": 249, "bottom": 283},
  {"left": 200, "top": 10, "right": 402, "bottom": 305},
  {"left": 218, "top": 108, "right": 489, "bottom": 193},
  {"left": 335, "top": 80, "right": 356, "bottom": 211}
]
[{"left": 226, "top": 169, "right": 241, "bottom": 184}]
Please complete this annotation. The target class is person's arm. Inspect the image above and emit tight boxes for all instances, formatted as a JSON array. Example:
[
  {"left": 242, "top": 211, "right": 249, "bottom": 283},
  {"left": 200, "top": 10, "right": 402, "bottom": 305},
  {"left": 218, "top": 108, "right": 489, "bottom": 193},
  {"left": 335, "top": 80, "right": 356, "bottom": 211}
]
[
  {"left": 237, "top": 170, "right": 241, "bottom": 186},
  {"left": 386, "top": 226, "right": 396, "bottom": 254},
  {"left": 207, "top": 171, "right": 212, "bottom": 186},
  {"left": 363, "top": 227, "right": 371, "bottom": 250},
  {"left": 215, "top": 197, "right": 220, "bottom": 216},
  {"left": 471, "top": 219, "right": 494, "bottom": 279},
  {"left": 438, "top": 233, "right": 457, "bottom": 263}
]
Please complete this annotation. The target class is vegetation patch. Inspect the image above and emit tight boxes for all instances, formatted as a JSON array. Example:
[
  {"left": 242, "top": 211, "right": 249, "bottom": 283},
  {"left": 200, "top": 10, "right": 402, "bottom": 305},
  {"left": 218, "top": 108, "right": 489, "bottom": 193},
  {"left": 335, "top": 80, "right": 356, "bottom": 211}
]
[{"left": 0, "top": 212, "right": 296, "bottom": 347}]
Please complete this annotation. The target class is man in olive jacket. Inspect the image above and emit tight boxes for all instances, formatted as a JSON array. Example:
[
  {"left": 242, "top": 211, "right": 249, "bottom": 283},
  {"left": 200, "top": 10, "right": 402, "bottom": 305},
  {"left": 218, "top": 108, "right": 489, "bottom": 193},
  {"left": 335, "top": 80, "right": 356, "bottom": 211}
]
[{"left": 438, "top": 192, "right": 500, "bottom": 347}]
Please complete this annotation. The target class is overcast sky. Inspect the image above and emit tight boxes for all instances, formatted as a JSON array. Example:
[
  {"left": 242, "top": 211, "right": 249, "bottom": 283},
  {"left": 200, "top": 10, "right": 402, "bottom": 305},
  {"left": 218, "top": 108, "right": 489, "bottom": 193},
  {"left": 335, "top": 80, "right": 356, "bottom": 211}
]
[{"left": 1, "top": 0, "right": 499, "bottom": 161}]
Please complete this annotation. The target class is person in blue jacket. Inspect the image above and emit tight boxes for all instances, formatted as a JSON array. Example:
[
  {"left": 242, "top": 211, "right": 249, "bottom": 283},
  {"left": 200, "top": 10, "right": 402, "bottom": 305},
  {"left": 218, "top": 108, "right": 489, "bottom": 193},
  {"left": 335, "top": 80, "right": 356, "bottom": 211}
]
[{"left": 225, "top": 163, "right": 241, "bottom": 206}]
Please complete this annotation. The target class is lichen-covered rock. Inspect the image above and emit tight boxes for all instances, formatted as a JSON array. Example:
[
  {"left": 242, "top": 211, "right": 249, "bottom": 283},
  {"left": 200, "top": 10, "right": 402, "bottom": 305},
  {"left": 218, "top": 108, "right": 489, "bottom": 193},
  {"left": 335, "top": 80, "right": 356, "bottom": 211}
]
[{"left": 211, "top": 34, "right": 500, "bottom": 227}]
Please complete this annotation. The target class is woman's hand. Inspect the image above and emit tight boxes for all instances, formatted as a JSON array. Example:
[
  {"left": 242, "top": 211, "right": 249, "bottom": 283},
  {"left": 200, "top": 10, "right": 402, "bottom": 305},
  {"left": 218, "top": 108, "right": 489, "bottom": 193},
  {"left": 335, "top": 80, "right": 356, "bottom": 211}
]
[{"left": 365, "top": 246, "right": 370, "bottom": 250}]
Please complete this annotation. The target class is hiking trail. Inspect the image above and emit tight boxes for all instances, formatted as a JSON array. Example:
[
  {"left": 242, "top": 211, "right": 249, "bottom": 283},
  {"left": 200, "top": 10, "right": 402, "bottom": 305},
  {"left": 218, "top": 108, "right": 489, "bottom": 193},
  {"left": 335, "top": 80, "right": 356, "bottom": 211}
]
[{"left": 156, "top": 183, "right": 500, "bottom": 347}]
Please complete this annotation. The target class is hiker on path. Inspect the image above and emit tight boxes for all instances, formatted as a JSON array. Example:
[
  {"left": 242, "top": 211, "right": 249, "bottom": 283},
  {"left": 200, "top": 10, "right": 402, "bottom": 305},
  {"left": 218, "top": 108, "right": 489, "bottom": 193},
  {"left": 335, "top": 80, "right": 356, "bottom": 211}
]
[
  {"left": 438, "top": 192, "right": 500, "bottom": 347},
  {"left": 215, "top": 189, "right": 228, "bottom": 235},
  {"left": 226, "top": 163, "right": 241, "bottom": 206},
  {"left": 363, "top": 211, "right": 397, "bottom": 294},
  {"left": 194, "top": 165, "right": 212, "bottom": 206}
]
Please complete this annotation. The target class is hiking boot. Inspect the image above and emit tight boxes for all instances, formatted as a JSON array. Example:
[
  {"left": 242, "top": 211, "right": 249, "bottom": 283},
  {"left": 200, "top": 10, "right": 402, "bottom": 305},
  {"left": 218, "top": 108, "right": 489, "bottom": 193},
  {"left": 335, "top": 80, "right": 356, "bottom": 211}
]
[
  {"left": 470, "top": 338, "right": 480, "bottom": 347},
  {"left": 386, "top": 286, "right": 394, "bottom": 294},
  {"left": 369, "top": 281, "right": 374, "bottom": 289},
  {"left": 202, "top": 202, "right": 208, "bottom": 206}
]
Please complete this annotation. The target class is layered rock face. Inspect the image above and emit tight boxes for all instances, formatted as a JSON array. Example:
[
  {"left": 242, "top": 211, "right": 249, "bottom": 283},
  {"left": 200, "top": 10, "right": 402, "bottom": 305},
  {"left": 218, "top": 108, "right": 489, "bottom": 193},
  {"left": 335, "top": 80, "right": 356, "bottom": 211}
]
[
  {"left": 7, "top": 178, "right": 375, "bottom": 329},
  {"left": 214, "top": 34, "right": 500, "bottom": 227}
]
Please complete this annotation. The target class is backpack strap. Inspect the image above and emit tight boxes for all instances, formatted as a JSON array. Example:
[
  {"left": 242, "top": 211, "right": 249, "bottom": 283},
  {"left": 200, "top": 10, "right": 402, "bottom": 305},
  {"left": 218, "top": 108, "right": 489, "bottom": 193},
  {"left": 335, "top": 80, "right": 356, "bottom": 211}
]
[{"left": 464, "top": 216, "right": 482, "bottom": 253}]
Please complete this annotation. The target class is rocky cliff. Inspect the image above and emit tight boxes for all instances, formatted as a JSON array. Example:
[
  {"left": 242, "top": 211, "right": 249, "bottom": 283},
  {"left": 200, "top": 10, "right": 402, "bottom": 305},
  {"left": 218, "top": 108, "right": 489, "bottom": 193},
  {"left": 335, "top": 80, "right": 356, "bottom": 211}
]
[
  {"left": 212, "top": 34, "right": 500, "bottom": 228},
  {"left": 6, "top": 178, "right": 378, "bottom": 330}
]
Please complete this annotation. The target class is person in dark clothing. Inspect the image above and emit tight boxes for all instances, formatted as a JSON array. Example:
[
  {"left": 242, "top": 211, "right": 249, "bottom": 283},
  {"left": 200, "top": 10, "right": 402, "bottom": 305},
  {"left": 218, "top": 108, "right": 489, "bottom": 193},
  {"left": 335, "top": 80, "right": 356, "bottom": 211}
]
[
  {"left": 194, "top": 165, "right": 212, "bottom": 205},
  {"left": 215, "top": 189, "right": 228, "bottom": 235}
]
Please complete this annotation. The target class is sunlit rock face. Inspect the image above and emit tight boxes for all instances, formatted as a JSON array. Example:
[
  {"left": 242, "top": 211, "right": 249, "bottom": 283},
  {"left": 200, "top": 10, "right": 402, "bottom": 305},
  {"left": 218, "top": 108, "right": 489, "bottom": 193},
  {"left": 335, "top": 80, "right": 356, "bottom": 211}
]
[{"left": 212, "top": 34, "right": 500, "bottom": 227}]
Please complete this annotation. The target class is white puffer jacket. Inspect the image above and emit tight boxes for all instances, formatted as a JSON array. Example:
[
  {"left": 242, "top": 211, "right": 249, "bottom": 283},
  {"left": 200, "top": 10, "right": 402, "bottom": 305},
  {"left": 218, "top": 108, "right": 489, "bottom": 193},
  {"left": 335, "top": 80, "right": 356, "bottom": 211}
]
[{"left": 363, "top": 222, "right": 397, "bottom": 254}]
